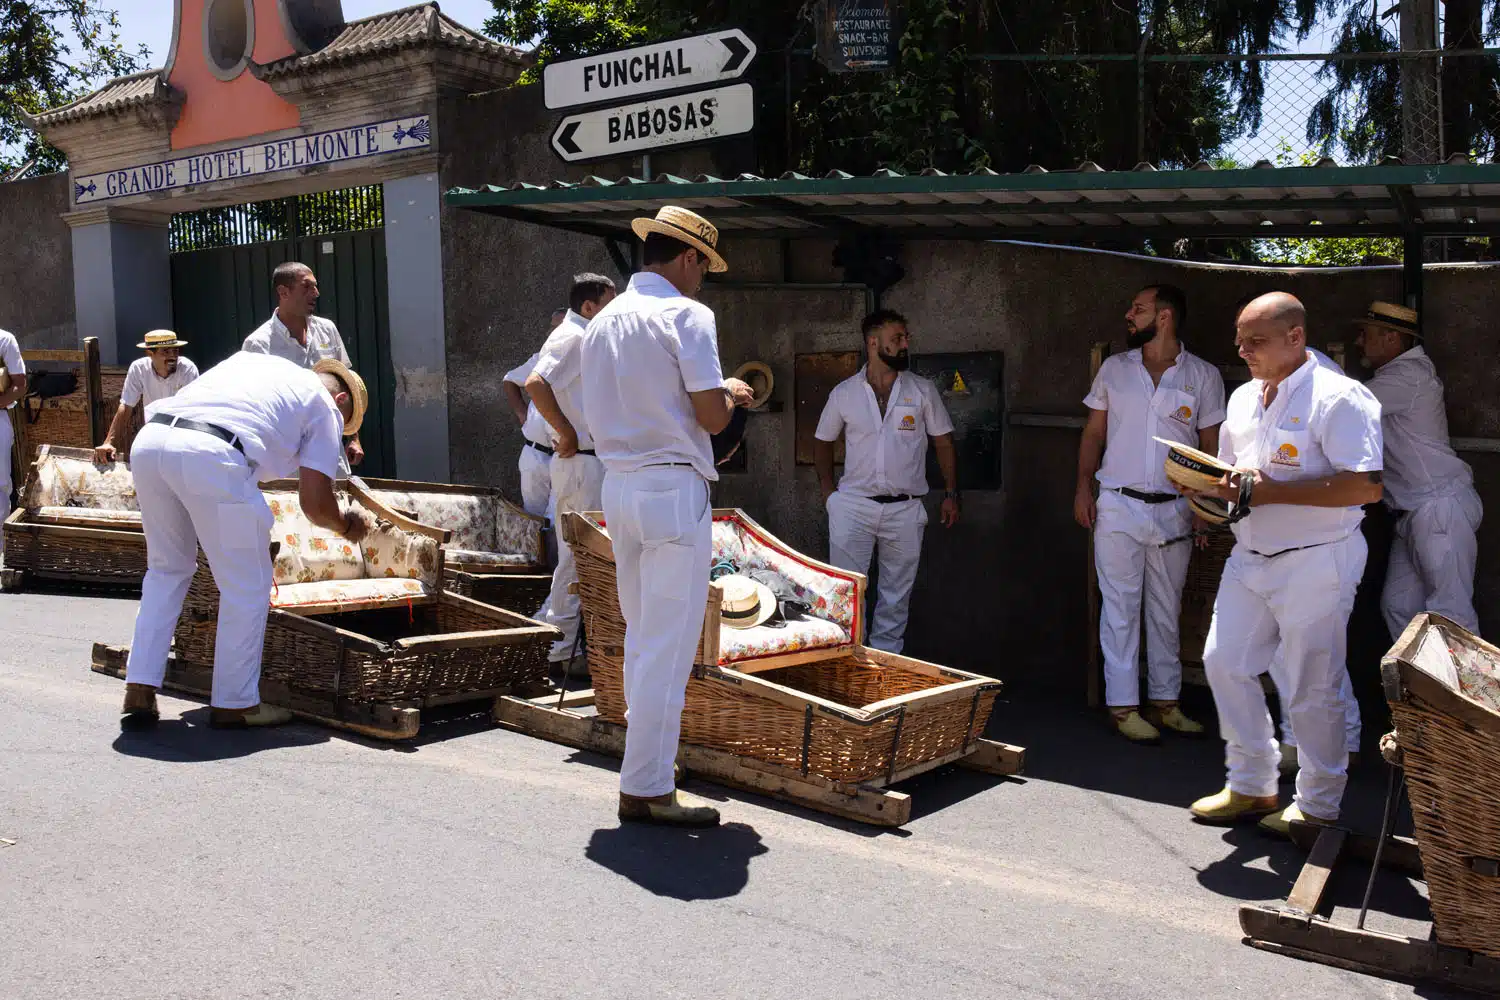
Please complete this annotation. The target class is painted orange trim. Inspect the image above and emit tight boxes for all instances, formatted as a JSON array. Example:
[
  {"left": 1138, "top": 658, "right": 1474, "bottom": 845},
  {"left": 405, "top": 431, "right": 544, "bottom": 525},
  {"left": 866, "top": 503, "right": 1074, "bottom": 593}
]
[{"left": 168, "top": 0, "right": 300, "bottom": 151}]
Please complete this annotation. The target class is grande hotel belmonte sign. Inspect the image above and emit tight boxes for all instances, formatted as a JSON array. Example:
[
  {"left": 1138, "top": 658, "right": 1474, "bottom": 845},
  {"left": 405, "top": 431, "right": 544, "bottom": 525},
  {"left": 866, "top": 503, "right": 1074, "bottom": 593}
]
[{"left": 71, "top": 116, "right": 432, "bottom": 205}]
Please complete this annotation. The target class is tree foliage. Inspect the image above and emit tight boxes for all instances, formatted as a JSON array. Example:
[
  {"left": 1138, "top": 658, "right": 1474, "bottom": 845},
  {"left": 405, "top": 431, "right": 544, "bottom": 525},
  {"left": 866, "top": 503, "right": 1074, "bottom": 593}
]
[{"left": 1, "top": 1, "right": 146, "bottom": 175}]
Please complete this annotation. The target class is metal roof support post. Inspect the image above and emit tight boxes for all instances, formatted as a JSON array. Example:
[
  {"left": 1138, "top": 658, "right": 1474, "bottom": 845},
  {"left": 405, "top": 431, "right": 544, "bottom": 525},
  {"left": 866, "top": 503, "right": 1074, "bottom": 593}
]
[
  {"left": 603, "top": 236, "right": 635, "bottom": 283},
  {"left": 1403, "top": 233, "right": 1425, "bottom": 336}
]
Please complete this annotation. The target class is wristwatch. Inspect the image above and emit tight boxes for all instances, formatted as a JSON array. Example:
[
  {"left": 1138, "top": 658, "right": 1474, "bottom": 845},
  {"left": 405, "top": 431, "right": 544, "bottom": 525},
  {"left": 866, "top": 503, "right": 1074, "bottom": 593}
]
[{"left": 944, "top": 490, "right": 961, "bottom": 502}]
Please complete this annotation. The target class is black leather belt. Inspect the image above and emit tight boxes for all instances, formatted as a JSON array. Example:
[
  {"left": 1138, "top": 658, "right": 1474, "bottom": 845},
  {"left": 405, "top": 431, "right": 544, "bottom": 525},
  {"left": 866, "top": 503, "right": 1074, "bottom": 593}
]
[
  {"left": 1113, "top": 487, "right": 1180, "bottom": 504},
  {"left": 870, "top": 494, "right": 915, "bottom": 504},
  {"left": 1249, "top": 539, "right": 1337, "bottom": 559},
  {"left": 150, "top": 414, "right": 245, "bottom": 456},
  {"left": 530, "top": 442, "right": 596, "bottom": 457}
]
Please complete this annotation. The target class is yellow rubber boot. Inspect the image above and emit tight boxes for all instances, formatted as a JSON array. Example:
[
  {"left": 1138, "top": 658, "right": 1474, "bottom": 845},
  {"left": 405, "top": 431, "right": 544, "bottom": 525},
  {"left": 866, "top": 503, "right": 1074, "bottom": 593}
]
[
  {"left": 1258, "top": 803, "right": 1335, "bottom": 838},
  {"left": 1148, "top": 700, "right": 1205, "bottom": 736},
  {"left": 1111, "top": 708, "right": 1161, "bottom": 745},
  {"left": 619, "top": 788, "right": 721, "bottom": 827},
  {"left": 210, "top": 704, "right": 294, "bottom": 729},
  {"left": 1190, "top": 787, "right": 1281, "bottom": 823}
]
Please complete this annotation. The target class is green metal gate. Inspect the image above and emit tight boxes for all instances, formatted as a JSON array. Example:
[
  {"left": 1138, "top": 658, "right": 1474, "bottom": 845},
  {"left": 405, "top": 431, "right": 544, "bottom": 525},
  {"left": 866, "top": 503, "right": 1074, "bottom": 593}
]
[{"left": 168, "top": 186, "right": 394, "bottom": 476}]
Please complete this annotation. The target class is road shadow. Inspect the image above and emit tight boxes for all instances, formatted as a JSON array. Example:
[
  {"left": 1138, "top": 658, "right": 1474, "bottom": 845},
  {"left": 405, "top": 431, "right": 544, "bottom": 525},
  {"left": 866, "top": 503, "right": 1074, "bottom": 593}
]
[
  {"left": 112, "top": 707, "right": 329, "bottom": 762},
  {"left": 585, "top": 821, "right": 768, "bottom": 900}
]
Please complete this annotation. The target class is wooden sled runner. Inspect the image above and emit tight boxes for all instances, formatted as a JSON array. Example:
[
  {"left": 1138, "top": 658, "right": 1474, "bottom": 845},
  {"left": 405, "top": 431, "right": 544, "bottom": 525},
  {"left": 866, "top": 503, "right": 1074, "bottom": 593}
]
[
  {"left": 1240, "top": 614, "right": 1500, "bottom": 996},
  {"left": 491, "top": 509, "right": 1025, "bottom": 827}
]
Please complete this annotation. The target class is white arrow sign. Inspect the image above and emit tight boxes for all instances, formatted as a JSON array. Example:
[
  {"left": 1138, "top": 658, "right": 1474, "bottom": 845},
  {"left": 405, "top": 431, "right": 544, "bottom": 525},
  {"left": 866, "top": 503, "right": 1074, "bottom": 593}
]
[
  {"left": 551, "top": 83, "right": 755, "bottom": 164},
  {"left": 544, "top": 30, "right": 757, "bottom": 110}
]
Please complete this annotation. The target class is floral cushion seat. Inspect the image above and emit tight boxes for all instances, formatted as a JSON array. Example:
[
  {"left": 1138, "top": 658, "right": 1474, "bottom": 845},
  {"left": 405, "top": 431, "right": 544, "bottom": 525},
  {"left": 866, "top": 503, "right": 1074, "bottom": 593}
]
[
  {"left": 25, "top": 448, "right": 139, "bottom": 512},
  {"left": 364, "top": 486, "right": 544, "bottom": 571},
  {"left": 265, "top": 491, "right": 441, "bottom": 610},
  {"left": 33, "top": 506, "right": 142, "bottom": 527},
  {"left": 708, "top": 516, "right": 860, "bottom": 665}
]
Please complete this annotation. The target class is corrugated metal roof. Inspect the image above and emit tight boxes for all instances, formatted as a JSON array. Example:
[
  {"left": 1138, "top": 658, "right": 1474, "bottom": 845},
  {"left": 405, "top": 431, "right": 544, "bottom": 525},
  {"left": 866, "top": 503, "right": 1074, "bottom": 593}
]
[
  {"left": 446, "top": 158, "right": 1500, "bottom": 240},
  {"left": 254, "top": 2, "right": 527, "bottom": 78},
  {"left": 28, "top": 70, "right": 180, "bottom": 128}
]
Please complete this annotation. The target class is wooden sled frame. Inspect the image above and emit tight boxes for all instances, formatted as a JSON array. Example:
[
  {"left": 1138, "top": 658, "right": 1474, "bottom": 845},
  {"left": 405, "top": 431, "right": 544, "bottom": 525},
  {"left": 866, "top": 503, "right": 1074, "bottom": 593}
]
[
  {"left": 352, "top": 475, "right": 546, "bottom": 575},
  {"left": 493, "top": 692, "right": 1024, "bottom": 827},
  {"left": 1238, "top": 821, "right": 1500, "bottom": 996}
]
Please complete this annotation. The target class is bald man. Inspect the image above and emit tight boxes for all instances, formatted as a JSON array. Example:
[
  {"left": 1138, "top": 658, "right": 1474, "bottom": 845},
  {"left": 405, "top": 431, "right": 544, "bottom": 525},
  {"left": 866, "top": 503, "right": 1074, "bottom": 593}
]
[{"left": 1182, "top": 292, "right": 1383, "bottom": 836}]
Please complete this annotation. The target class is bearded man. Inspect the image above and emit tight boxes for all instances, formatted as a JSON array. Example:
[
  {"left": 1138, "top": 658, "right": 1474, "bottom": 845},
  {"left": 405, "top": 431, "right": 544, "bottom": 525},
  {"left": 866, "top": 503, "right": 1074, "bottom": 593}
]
[{"left": 1075, "top": 285, "right": 1227, "bottom": 742}]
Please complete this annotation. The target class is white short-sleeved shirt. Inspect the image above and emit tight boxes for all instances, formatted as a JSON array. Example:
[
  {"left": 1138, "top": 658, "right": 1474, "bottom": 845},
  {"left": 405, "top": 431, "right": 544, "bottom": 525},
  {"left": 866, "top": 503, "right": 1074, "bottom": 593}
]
[
  {"left": 815, "top": 368, "right": 955, "bottom": 498},
  {"left": 504, "top": 351, "right": 553, "bottom": 447},
  {"left": 0, "top": 329, "right": 24, "bottom": 411},
  {"left": 580, "top": 271, "right": 725, "bottom": 481},
  {"left": 531, "top": 310, "right": 594, "bottom": 450},
  {"left": 242, "top": 312, "right": 350, "bottom": 370},
  {"left": 1220, "top": 352, "right": 1383, "bottom": 553},
  {"left": 1084, "top": 347, "right": 1226, "bottom": 493},
  {"left": 150, "top": 352, "right": 345, "bottom": 481},
  {"left": 1308, "top": 347, "right": 1343, "bottom": 374},
  {"left": 123, "top": 356, "right": 200, "bottom": 409},
  {"left": 1365, "top": 346, "right": 1472, "bottom": 509}
]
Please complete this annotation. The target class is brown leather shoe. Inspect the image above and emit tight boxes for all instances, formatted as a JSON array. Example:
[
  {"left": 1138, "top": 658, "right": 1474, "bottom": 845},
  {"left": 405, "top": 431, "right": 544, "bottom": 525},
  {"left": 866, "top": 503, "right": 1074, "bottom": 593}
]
[
  {"left": 618, "top": 789, "right": 721, "bottom": 827},
  {"left": 209, "top": 704, "right": 294, "bottom": 729},
  {"left": 120, "top": 684, "right": 160, "bottom": 731}
]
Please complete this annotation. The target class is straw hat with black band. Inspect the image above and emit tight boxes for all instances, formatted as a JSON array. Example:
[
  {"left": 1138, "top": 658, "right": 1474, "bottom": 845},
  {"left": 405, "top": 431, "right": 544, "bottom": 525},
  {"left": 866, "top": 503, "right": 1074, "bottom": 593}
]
[
  {"left": 713, "top": 574, "right": 778, "bottom": 630},
  {"left": 1153, "top": 436, "right": 1255, "bottom": 545},
  {"left": 1353, "top": 301, "right": 1421, "bottom": 340},
  {"left": 137, "top": 329, "right": 189, "bottom": 350},
  {"left": 631, "top": 206, "right": 728, "bottom": 273},
  {"left": 313, "top": 358, "right": 368, "bottom": 438},
  {"left": 730, "top": 361, "right": 774, "bottom": 409}
]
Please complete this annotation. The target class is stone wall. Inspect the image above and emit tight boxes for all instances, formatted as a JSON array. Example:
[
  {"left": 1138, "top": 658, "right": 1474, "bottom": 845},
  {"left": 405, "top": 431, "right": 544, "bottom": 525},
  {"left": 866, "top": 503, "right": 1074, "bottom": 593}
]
[{"left": 0, "top": 174, "right": 76, "bottom": 349}]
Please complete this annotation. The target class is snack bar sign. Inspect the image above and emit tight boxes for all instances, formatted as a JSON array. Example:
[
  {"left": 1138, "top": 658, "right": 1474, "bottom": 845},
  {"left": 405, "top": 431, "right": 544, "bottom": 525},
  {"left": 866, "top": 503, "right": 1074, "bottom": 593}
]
[{"left": 71, "top": 116, "right": 432, "bottom": 205}]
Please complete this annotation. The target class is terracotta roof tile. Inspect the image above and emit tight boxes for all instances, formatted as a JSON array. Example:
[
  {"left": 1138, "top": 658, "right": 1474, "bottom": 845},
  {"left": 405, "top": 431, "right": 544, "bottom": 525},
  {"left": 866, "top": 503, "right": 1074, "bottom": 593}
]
[{"left": 29, "top": 70, "right": 179, "bottom": 127}]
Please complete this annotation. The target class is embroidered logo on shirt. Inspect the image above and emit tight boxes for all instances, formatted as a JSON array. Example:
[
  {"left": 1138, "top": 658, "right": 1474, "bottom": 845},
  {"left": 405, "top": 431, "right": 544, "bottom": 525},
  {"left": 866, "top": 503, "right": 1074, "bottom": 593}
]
[
  {"left": 1170, "top": 405, "right": 1193, "bottom": 425},
  {"left": 1290, "top": 416, "right": 1301, "bottom": 424},
  {"left": 899, "top": 414, "right": 917, "bottom": 430},
  {"left": 1271, "top": 443, "right": 1301, "bottom": 467}
]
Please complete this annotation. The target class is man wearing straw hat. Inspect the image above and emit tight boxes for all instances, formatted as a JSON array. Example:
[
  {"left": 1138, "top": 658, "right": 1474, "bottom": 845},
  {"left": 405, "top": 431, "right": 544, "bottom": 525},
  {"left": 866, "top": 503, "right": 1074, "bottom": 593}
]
[
  {"left": 95, "top": 330, "right": 200, "bottom": 463},
  {"left": 1354, "top": 300, "right": 1483, "bottom": 638},
  {"left": 580, "top": 206, "right": 756, "bottom": 827},
  {"left": 1075, "top": 284, "right": 1225, "bottom": 744},
  {"left": 503, "top": 307, "right": 568, "bottom": 519},
  {"left": 1177, "top": 292, "right": 1383, "bottom": 835},
  {"left": 0, "top": 326, "right": 26, "bottom": 564},
  {"left": 526, "top": 273, "right": 618, "bottom": 672},
  {"left": 119, "top": 353, "right": 373, "bottom": 731},
  {"left": 243, "top": 262, "right": 363, "bottom": 476}
]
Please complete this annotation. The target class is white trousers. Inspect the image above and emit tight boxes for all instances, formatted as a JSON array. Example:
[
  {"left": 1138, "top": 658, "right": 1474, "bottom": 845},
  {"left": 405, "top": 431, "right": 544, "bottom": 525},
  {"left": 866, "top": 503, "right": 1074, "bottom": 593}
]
[
  {"left": 1382, "top": 488, "right": 1483, "bottom": 638},
  {"left": 0, "top": 413, "right": 12, "bottom": 562},
  {"left": 1278, "top": 652, "right": 1362, "bottom": 753},
  {"left": 518, "top": 443, "right": 552, "bottom": 519},
  {"left": 124, "top": 422, "right": 274, "bottom": 709},
  {"left": 1093, "top": 490, "right": 1193, "bottom": 707},
  {"left": 604, "top": 466, "right": 712, "bottom": 798},
  {"left": 827, "top": 492, "right": 927, "bottom": 653},
  {"left": 540, "top": 453, "right": 605, "bottom": 660},
  {"left": 1204, "top": 532, "right": 1367, "bottom": 820}
]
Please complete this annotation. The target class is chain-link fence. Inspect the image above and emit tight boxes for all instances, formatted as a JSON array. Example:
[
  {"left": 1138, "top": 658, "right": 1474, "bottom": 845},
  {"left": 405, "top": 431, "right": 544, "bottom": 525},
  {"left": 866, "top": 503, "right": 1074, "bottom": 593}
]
[{"left": 974, "top": 49, "right": 1498, "bottom": 169}]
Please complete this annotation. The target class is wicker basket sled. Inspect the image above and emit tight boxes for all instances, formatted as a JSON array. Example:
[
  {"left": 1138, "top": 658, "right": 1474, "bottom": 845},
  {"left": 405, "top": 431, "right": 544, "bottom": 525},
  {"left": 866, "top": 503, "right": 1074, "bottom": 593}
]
[
  {"left": 1239, "top": 614, "right": 1500, "bottom": 995},
  {"left": 493, "top": 509, "right": 1025, "bottom": 827},
  {"left": 355, "top": 476, "right": 551, "bottom": 614},
  {"left": 2, "top": 445, "right": 146, "bottom": 592},
  {"left": 91, "top": 479, "right": 560, "bottom": 740}
]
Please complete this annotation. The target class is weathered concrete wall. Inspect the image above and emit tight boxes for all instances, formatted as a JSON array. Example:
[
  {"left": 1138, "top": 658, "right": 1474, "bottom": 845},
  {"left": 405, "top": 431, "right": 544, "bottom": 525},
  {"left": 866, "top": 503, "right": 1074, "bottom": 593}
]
[
  {"left": 435, "top": 100, "right": 1499, "bottom": 696},
  {"left": 0, "top": 174, "right": 76, "bottom": 348}
]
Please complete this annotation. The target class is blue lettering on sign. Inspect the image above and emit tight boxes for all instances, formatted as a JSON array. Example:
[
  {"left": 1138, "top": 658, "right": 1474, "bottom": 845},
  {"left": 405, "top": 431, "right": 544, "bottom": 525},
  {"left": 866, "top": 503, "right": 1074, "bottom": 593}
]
[{"left": 72, "top": 117, "right": 430, "bottom": 204}]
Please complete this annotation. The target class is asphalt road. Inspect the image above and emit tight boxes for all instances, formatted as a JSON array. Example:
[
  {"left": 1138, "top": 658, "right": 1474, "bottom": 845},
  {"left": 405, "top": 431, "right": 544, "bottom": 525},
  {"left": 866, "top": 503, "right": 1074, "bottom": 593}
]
[{"left": 0, "top": 587, "right": 1466, "bottom": 1000}]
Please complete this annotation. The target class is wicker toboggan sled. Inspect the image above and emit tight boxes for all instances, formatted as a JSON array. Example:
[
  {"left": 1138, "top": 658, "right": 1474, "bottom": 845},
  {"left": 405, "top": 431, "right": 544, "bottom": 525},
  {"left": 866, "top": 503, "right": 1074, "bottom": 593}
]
[
  {"left": 493, "top": 508, "right": 1024, "bottom": 826},
  {"left": 1239, "top": 614, "right": 1500, "bottom": 995}
]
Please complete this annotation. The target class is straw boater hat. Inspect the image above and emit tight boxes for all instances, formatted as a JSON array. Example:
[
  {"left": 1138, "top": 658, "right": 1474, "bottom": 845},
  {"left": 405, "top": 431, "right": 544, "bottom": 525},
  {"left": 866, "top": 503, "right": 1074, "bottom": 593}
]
[
  {"left": 137, "top": 329, "right": 188, "bottom": 350},
  {"left": 1154, "top": 436, "right": 1236, "bottom": 492},
  {"left": 713, "top": 574, "right": 777, "bottom": 630},
  {"left": 1189, "top": 495, "right": 1234, "bottom": 525},
  {"left": 1353, "top": 301, "right": 1421, "bottom": 340},
  {"left": 631, "top": 206, "right": 728, "bottom": 273},
  {"left": 313, "top": 358, "right": 368, "bottom": 437},
  {"left": 731, "top": 361, "right": 775, "bottom": 409}
]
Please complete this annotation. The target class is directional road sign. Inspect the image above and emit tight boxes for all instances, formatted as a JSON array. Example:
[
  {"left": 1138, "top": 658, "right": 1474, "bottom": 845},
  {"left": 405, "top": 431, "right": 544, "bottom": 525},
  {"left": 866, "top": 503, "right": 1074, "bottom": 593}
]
[
  {"left": 543, "top": 30, "right": 757, "bottom": 111},
  {"left": 550, "top": 83, "right": 756, "bottom": 164}
]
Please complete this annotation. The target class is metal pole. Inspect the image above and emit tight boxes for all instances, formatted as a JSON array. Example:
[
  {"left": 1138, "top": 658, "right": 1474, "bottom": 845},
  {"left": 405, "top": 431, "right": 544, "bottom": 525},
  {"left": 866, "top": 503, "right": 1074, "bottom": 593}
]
[
  {"left": 641, "top": 154, "right": 652, "bottom": 181},
  {"left": 1403, "top": 234, "right": 1424, "bottom": 333}
]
